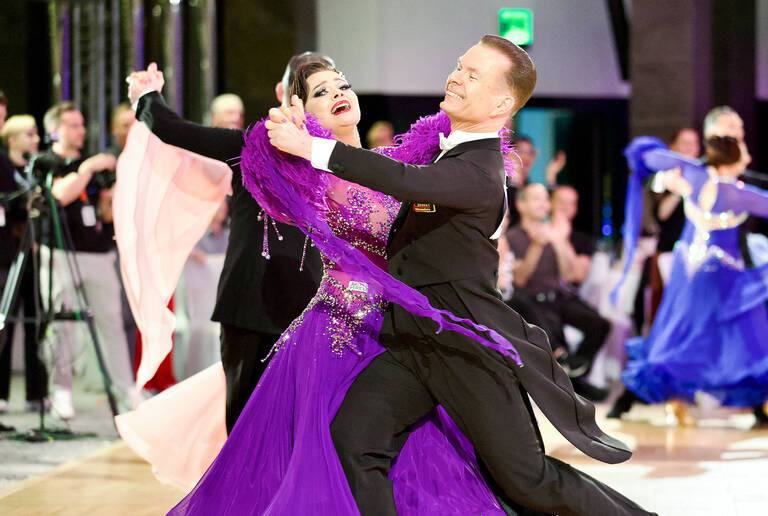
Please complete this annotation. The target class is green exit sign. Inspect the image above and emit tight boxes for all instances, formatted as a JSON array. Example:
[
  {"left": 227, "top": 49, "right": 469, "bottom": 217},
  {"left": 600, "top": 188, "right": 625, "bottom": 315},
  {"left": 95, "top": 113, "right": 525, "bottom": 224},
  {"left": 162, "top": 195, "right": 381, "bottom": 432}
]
[{"left": 499, "top": 8, "right": 533, "bottom": 46}]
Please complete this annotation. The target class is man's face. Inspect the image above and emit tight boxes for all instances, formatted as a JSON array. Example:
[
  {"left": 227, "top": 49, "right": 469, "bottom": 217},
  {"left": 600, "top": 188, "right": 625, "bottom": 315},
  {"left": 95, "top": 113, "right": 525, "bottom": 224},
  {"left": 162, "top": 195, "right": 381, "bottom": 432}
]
[
  {"left": 711, "top": 112, "right": 751, "bottom": 168},
  {"left": 55, "top": 110, "right": 86, "bottom": 150},
  {"left": 9, "top": 124, "right": 40, "bottom": 155},
  {"left": 111, "top": 108, "right": 136, "bottom": 149},
  {"left": 517, "top": 184, "right": 550, "bottom": 222},
  {"left": 440, "top": 44, "right": 512, "bottom": 126},
  {"left": 670, "top": 129, "right": 700, "bottom": 159},
  {"left": 551, "top": 187, "right": 578, "bottom": 221},
  {"left": 0, "top": 104, "right": 7, "bottom": 134},
  {"left": 212, "top": 102, "right": 244, "bottom": 130}
]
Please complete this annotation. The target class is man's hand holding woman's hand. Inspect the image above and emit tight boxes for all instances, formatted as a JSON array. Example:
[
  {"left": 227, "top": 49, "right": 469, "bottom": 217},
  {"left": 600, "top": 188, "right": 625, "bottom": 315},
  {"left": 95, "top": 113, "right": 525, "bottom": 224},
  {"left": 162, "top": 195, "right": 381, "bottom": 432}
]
[{"left": 126, "top": 62, "right": 165, "bottom": 105}]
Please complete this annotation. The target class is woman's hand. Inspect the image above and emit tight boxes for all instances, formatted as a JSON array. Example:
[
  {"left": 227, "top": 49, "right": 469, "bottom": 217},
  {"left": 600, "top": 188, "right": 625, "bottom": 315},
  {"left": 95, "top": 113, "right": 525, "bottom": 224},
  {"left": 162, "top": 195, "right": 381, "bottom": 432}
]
[{"left": 269, "top": 95, "right": 307, "bottom": 131}]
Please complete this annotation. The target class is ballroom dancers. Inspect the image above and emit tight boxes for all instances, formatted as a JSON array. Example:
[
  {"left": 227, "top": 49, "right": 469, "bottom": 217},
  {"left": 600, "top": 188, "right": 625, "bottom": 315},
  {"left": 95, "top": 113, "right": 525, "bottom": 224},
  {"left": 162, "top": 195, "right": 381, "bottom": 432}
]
[
  {"left": 618, "top": 135, "right": 768, "bottom": 425},
  {"left": 165, "top": 60, "right": 525, "bottom": 515},
  {"left": 269, "top": 35, "right": 654, "bottom": 516},
  {"left": 127, "top": 56, "right": 327, "bottom": 433}
]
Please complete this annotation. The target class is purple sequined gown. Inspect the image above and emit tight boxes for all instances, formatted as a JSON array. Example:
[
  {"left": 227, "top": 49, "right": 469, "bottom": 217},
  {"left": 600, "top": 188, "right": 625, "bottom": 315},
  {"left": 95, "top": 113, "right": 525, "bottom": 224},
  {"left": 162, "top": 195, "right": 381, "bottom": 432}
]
[{"left": 168, "top": 176, "right": 505, "bottom": 515}]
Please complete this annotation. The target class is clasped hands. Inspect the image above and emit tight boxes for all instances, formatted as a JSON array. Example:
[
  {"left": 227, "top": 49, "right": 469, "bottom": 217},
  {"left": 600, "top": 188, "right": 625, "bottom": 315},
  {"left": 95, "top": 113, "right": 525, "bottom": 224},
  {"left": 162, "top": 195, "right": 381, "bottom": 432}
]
[
  {"left": 265, "top": 95, "right": 314, "bottom": 161},
  {"left": 126, "top": 62, "right": 165, "bottom": 105}
]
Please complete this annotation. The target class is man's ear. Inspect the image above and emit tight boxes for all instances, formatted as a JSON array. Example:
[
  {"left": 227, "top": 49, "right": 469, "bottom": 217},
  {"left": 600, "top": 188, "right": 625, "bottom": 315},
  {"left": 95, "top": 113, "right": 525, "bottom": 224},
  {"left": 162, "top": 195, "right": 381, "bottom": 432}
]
[{"left": 492, "top": 95, "right": 515, "bottom": 118}]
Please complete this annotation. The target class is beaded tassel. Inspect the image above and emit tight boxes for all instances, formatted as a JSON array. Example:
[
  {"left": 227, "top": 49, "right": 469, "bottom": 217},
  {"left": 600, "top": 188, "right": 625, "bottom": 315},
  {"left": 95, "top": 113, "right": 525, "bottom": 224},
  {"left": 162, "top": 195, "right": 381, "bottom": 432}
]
[
  {"left": 299, "top": 235, "right": 309, "bottom": 272},
  {"left": 261, "top": 215, "right": 270, "bottom": 259}
]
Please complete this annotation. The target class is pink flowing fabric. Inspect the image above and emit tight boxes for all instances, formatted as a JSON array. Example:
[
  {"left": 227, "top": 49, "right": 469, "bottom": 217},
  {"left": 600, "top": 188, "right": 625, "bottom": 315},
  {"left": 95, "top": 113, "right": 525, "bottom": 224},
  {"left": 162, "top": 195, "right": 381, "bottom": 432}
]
[
  {"left": 113, "top": 122, "right": 232, "bottom": 396},
  {"left": 115, "top": 362, "right": 227, "bottom": 490}
]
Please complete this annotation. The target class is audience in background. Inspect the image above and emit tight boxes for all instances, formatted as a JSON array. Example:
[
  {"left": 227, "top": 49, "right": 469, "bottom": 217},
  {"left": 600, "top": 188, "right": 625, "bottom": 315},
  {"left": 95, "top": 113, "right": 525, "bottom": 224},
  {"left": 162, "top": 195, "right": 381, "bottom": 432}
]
[
  {"left": 209, "top": 93, "right": 244, "bottom": 130},
  {"left": 36, "top": 101, "right": 134, "bottom": 419},
  {"left": 0, "top": 114, "right": 49, "bottom": 414},
  {"left": 365, "top": 120, "right": 394, "bottom": 149},
  {"left": 106, "top": 103, "right": 136, "bottom": 157},
  {"left": 506, "top": 183, "right": 609, "bottom": 401},
  {"left": 507, "top": 134, "right": 567, "bottom": 226},
  {"left": 172, "top": 93, "right": 241, "bottom": 379}
]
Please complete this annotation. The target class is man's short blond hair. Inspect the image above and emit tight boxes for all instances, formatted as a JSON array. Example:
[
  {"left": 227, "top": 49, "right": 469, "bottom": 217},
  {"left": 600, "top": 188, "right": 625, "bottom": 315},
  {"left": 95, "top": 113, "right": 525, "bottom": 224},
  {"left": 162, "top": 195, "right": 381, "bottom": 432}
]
[{"left": 1, "top": 114, "right": 36, "bottom": 147}]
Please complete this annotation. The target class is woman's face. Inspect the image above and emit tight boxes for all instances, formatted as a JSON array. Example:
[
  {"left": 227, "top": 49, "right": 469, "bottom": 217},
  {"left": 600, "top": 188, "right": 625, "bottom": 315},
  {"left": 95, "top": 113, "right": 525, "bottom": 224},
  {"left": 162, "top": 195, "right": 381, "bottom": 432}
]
[
  {"left": 303, "top": 70, "right": 360, "bottom": 135},
  {"left": 10, "top": 124, "right": 40, "bottom": 155}
]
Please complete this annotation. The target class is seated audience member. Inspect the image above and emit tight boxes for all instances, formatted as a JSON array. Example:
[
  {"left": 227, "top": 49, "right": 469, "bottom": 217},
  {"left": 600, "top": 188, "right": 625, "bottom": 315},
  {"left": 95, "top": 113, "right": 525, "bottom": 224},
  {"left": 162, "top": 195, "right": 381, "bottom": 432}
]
[
  {"left": 507, "top": 135, "right": 566, "bottom": 226},
  {"left": 37, "top": 101, "right": 134, "bottom": 418},
  {"left": 0, "top": 115, "right": 48, "bottom": 413},
  {"left": 551, "top": 185, "right": 593, "bottom": 285},
  {"left": 365, "top": 120, "right": 394, "bottom": 149},
  {"left": 507, "top": 183, "right": 610, "bottom": 400}
]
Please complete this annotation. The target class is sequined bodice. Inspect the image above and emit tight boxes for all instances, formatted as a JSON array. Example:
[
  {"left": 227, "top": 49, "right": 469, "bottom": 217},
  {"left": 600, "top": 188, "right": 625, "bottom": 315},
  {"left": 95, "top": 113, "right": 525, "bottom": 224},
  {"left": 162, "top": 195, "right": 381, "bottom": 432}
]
[
  {"left": 273, "top": 177, "right": 400, "bottom": 358},
  {"left": 323, "top": 176, "right": 401, "bottom": 270}
]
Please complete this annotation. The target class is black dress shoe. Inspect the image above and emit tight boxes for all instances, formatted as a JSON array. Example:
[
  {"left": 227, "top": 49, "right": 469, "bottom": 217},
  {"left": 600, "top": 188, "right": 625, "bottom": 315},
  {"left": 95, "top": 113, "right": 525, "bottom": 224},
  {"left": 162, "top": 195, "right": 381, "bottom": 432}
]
[
  {"left": 607, "top": 389, "right": 639, "bottom": 419},
  {"left": 753, "top": 405, "right": 768, "bottom": 428},
  {"left": 572, "top": 379, "right": 609, "bottom": 402}
]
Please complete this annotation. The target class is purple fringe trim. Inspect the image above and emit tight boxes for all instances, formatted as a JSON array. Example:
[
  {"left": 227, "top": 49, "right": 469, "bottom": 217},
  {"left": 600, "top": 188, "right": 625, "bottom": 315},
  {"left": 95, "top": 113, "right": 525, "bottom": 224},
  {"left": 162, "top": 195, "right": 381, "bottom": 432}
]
[{"left": 240, "top": 113, "right": 522, "bottom": 366}]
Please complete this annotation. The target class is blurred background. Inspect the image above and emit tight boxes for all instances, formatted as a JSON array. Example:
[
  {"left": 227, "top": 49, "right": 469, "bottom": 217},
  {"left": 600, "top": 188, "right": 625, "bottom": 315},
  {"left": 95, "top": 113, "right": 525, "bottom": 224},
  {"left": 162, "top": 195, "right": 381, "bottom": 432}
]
[{"left": 1, "top": 0, "right": 766, "bottom": 239}]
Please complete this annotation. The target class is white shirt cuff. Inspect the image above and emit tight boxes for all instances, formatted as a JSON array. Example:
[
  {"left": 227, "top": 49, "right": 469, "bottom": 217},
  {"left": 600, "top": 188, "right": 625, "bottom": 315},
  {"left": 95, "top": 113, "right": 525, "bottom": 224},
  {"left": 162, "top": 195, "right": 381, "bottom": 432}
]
[
  {"left": 311, "top": 138, "right": 337, "bottom": 172},
  {"left": 131, "top": 88, "right": 159, "bottom": 112}
]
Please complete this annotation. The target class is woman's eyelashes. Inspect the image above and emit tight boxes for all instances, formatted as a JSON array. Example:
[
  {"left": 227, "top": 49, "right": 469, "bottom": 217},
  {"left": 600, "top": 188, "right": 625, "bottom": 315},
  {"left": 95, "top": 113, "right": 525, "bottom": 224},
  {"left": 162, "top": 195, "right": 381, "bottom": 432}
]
[{"left": 312, "top": 83, "right": 351, "bottom": 98}]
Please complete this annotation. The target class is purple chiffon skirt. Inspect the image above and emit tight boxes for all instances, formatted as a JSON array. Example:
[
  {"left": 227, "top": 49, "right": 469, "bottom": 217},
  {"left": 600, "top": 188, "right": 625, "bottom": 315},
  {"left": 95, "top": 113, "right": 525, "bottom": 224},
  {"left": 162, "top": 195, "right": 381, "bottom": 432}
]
[{"left": 168, "top": 275, "right": 504, "bottom": 515}]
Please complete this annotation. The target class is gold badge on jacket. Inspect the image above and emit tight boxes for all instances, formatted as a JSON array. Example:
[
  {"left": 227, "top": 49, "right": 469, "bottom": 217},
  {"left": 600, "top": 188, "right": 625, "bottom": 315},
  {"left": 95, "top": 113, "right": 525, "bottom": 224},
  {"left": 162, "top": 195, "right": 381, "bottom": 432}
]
[{"left": 412, "top": 203, "right": 436, "bottom": 213}]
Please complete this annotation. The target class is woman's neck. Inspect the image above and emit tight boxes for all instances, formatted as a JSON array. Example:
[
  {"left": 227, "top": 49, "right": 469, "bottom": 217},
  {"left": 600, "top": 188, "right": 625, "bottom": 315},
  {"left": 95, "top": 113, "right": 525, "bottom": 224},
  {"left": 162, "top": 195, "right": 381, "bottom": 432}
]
[{"left": 333, "top": 126, "right": 362, "bottom": 148}]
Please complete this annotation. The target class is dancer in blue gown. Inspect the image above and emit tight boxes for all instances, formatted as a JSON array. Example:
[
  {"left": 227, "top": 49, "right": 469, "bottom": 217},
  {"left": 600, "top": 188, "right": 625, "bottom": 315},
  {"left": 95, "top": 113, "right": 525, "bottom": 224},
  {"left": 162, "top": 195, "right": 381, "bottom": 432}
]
[{"left": 621, "top": 135, "right": 768, "bottom": 412}]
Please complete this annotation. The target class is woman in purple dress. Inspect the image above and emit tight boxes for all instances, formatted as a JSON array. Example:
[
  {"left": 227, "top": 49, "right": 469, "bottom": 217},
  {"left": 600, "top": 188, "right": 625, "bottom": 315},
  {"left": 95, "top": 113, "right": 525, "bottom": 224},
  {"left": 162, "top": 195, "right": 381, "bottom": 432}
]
[
  {"left": 619, "top": 135, "right": 768, "bottom": 424},
  {"left": 168, "top": 62, "right": 517, "bottom": 515}
]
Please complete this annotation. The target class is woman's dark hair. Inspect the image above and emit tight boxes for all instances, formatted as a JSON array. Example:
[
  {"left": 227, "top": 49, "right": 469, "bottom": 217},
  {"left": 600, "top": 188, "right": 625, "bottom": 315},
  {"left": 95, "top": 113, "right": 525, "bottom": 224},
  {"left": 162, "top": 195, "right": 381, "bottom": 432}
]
[
  {"left": 705, "top": 135, "right": 740, "bottom": 167},
  {"left": 289, "top": 61, "right": 339, "bottom": 104}
]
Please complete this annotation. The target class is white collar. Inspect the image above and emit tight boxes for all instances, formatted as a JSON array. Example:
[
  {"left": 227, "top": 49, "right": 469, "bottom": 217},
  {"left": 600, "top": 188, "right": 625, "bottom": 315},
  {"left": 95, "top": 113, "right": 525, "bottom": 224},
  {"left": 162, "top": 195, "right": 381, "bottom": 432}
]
[{"left": 438, "top": 130, "right": 499, "bottom": 151}]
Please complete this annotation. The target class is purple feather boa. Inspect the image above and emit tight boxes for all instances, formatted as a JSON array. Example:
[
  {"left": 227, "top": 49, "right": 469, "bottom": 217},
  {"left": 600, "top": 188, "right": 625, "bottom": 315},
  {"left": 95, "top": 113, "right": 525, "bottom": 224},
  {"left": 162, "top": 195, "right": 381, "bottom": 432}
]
[
  {"left": 376, "top": 110, "right": 518, "bottom": 178},
  {"left": 240, "top": 112, "right": 522, "bottom": 366}
]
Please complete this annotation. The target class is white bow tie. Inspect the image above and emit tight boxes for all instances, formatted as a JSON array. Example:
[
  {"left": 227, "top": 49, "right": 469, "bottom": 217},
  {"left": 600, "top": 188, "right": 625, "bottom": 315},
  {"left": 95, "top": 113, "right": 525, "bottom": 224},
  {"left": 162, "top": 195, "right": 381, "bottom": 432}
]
[{"left": 439, "top": 132, "right": 461, "bottom": 151}]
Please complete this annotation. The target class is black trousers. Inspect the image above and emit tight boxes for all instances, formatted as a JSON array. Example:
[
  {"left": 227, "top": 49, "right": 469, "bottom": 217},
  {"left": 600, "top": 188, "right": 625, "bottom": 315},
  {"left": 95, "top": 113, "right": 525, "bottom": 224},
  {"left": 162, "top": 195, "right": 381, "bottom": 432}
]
[
  {"left": 330, "top": 283, "right": 652, "bottom": 516},
  {"left": 532, "top": 293, "right": 610, "bottom": 370},
  {"left": 219, "top": 324, "right": 280, "bottom": 434},
  {"left": 0, "top": 265, "right": 48, "bottom": 401}
]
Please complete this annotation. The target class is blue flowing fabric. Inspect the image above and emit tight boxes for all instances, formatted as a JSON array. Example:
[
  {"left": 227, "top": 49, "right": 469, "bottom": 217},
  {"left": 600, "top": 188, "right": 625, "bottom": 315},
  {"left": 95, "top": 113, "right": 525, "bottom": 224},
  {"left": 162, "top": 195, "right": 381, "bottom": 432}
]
[
  {"left": 610, "top": 136, "right": 666, "bottom": 305},
  {"left": 620, "top": 138, "right": 768, "bottom": 406}
]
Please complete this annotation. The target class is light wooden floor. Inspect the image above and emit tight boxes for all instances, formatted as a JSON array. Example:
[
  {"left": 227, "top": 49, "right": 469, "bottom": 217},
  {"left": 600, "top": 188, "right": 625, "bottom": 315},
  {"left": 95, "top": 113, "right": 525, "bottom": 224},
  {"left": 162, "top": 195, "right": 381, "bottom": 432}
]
[{"left": 1, "top": 405, "right": 767, "bottom": 515}]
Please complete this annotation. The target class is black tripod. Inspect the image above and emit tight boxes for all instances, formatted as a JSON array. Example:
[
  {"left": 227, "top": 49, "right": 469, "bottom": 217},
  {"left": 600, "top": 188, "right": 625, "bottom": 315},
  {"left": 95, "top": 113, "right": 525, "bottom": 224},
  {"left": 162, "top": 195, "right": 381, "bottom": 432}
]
[{"left": 0, "top": 158, "right": 119, "bottom": 440}]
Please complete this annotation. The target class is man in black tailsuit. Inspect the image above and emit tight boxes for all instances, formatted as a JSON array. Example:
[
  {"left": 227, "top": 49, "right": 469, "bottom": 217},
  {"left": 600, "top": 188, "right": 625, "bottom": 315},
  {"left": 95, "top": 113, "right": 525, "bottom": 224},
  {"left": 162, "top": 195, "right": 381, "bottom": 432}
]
[
  {"left": 128, "top": 54, "right": 331, "bottom": 433},
  {"left": 268, "top": 35, "right": 654, "bottom": 515}
]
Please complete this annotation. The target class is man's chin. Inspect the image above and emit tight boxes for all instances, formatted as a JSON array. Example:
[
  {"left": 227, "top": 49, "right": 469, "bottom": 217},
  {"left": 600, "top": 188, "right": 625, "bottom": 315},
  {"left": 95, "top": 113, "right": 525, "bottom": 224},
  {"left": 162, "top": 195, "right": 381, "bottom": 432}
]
[{"left": 439, "top": 100, "right": 457, "bottom": 116}]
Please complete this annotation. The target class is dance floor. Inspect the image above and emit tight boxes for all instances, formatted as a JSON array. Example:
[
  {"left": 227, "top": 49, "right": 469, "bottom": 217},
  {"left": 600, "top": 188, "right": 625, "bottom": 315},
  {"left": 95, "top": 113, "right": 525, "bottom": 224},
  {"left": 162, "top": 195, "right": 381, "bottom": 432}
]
[{"left": 0, "top": 404, "right": 766, "bottom": 515}]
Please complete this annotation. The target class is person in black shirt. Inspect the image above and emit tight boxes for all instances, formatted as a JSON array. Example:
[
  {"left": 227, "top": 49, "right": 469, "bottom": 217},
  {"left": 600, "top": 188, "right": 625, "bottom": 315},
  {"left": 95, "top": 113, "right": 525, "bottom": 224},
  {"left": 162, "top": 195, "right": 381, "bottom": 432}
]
[
  {"left": 36, "top": 102, "right": 134, "bottom": 419},
  {"left": 0, "top": 114, "right": 48, "bottom": 413}
]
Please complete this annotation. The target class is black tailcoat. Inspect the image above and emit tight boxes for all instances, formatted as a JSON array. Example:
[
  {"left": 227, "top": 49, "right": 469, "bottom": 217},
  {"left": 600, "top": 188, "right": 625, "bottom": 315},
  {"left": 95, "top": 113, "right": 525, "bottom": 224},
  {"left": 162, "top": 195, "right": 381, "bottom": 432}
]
[{"left": 326, "top": 137, "right": 631, "bottom": 464}]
